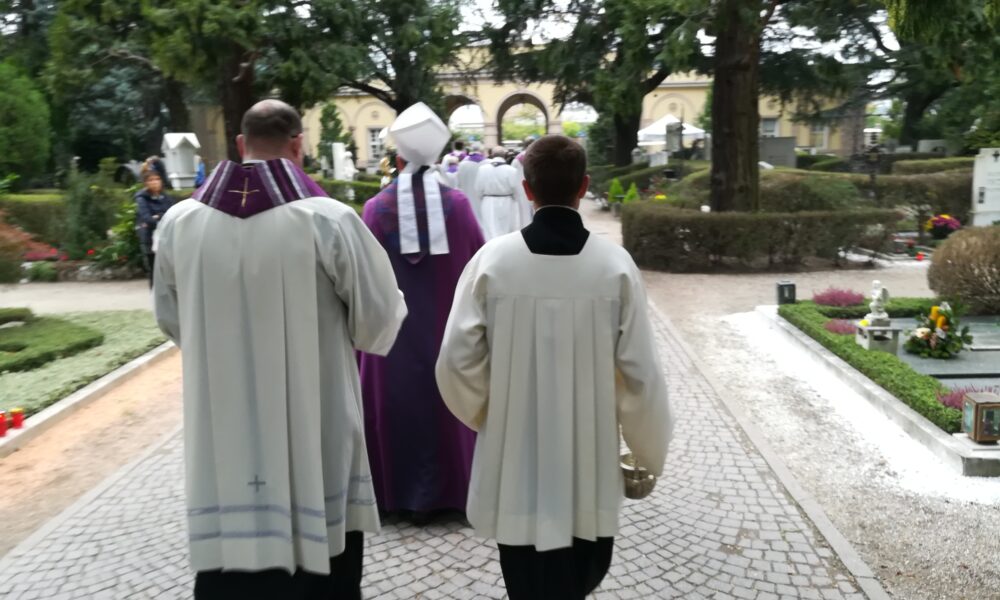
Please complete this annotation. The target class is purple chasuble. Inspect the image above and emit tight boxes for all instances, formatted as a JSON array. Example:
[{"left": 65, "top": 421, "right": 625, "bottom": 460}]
[
  {"left": 358, "top": 171, "right": 485, "bottom": 513},
  {"left": 465, "top": 152, "right": 485, "bottom": 164},
  {"left": 193, "top": 159, "right": 329, "bottom": 218}
]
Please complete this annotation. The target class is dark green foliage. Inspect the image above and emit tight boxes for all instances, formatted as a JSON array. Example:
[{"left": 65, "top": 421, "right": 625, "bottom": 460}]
[
  {"left": 0, "top": 308, "right": 33, "bottom": 326},
  {"left": 27, "top": 261, "right": 58, "bottom": 282},
  {"left": 93, "top": 193, "right": 144, "bottom": 270},
  {"left": 0, "top": 62, "right": 51, "bottom": 182},
  {"left": 599, "top": 166, "right": 670, "bottom": 197},
  {"left": 622, "top": 205, "right": 900, "bottom": 271},
  {"left": 809, "top": 158, "right": 849, "bottom": 172},
  {"left": 0, "top": 317, "right": 104, "bottom": 374},
  {"left": 779, "top": 301, "right": 962, "bottom": 433},
  {"left": 759, "top": 175, "right": 862, "bottom": 212},
  {"left": 62, "top": 175, "right": 118, "bottom": 259},
  {"left": 316, "top": 180, "right": 381, "bottom": 206},
  {"left": 892, "top": 157, "right": 976, "bottom": 174},
  {"left": 796, "top": 154, "right": 834, "bottom": 169},
  {"left": 0, "top": 193, "right": 67, "bottom": 245},
  {"left": 591, "top": 163, "right": 651, "bottom": 187}
]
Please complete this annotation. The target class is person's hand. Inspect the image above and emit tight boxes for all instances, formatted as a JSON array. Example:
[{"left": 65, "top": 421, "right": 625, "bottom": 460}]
[{"left": 153, "top": 214, "right": 161, "bottom": 220}]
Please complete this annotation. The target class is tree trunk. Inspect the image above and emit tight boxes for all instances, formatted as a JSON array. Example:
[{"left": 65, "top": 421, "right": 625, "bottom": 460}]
[
  {"left": 709, "top": 0, "right": 763, "bottom": 212},
  {"left": 898, "top": 85, "right": 948, "bottom": 146},
  {"left": 219, "top": 50, "right": 258, "bottom": 162},
  {"left": 612, "top": 113, "right": 641, "bottom": 167},
  {"left": 162, "top": 78, "right": 190, "bottom": 132}
]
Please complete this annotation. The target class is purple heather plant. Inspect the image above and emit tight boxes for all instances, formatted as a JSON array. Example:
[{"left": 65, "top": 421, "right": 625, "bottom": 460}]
[
  {"left": 937, "top": 385, "right": 1000, "bottom": 410},
  {"left": 813, "top": 288, "right": 865, "bottom": 307},
  {"left": 824, "top": 319, "right": 857, "bottom": 335}
]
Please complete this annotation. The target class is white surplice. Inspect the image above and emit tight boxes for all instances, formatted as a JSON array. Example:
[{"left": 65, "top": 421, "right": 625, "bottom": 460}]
[
  {"left": 435, "top": 232, "right": 673, "bottom": 552},
  {"left": 153, "top": 197, "right": 407, "bottom": 575},
  {"left": 475, "top": 159, "right": 522, "bottom": 240},
  {"left": 511, "top": 157, "right": 534, "bottom": 229},
  {"left": 456, "top": 158, "right": 485, "bottom": 221}
]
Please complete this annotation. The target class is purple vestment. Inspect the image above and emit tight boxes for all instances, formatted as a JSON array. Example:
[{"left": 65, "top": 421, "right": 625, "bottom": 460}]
[
  {"left": 358, "top": 170, "right": 485, "bottom": 513},
  {"left": 193, "top": 159, "right": 329, "bottom": 217}
]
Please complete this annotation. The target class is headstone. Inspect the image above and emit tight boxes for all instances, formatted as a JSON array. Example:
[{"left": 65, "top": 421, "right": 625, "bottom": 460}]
[
  {"left": 631, "top": 147, "right": 645, "bottom": 164},
  {"left": 758, "top": 137, "right": 796, "bottom": 168},
  {"left": 160, "top": 133, "right": 201, "bottom": 189},
  {"left": 972, "top": 147, "right": 1000, "bottom": 227},
  {"left": 917, "top": 139, "right": 947, "bottom": 154},
  {"left": 650, "top": 152, "right": 668, "bottom": 167}
]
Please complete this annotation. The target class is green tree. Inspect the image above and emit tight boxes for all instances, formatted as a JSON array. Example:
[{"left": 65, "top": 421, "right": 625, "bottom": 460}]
[
  {"left": 487, "top": 0, "right": 703, "bottom": 166},
  {"left": 319, "top": 103, "right": 351, "bottom": 148},
  {"left": 0, "top": 62, "right": 51, "bottom": 182}
]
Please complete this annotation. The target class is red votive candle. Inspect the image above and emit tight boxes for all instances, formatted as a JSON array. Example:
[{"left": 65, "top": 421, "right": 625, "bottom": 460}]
[
  {"left": 11, "top": 408, "right": 23, "bottom": 429},
  {"left": 0, "top": 412, "right": 7, "bottom": 438}
]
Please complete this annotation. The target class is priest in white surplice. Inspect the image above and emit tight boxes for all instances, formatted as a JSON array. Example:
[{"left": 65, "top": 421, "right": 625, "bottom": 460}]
[
  {"left": 475, "top": 146, "right": 524, "bottom": 240},
  {"left": 436, "top": 135, "right": 672, "bottom": 600},
  {"left": 153, "top": 100, "right": 407, "bottom": 600},
  {"left": 456, "top": 142, "right": 487, "bottom": 221}
]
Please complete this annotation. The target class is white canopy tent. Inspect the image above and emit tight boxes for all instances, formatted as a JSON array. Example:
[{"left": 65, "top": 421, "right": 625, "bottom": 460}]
[{"left": 637, "top": 115, "right": 705, "bottom": 146}]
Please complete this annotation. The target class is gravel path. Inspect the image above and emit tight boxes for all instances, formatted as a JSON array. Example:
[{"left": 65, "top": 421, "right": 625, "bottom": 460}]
[{"left": 0, "top": 281, "right": 151, "bottom": 314}]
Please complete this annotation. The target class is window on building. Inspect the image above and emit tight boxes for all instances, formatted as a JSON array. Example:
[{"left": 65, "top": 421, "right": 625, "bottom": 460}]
[
  {"left": 810, "top": 123, "right": 829, "bottom": 149},
  {"left": 760, "top": 118, "right": 779, "bottom": 138},
  {"left": 367, "top": 128, "right": 385, "bottom": 165}
]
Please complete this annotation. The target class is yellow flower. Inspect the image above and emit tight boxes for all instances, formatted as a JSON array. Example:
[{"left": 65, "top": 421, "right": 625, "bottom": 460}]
[
  {"left": 937, "top": 315, "right": 948, "bottom": 330},
  {"left": 929, "top": 306, "right": 940, "bottom": 320},
  {"left": 654, "top": 194, "right": 667, "bottom": 201},
  {"left": 859, "top": 319, "right": 870, "bottom": 327}
]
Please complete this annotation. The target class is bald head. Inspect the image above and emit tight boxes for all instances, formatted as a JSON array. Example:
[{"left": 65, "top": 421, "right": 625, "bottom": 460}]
[
  {"left": 236, "top": 99, "right": 305, "bottom": 165},
  {"left": 490, "top": 146, "right": 507, "bottom": 159}
]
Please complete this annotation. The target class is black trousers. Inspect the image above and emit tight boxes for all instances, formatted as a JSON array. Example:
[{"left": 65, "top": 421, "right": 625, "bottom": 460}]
[
  {"left": 142, "top": 249, "right": 155, "bottom": 288},
  {"left": 498, "top": 537, "right": 615, "bottom": 600},
  {"left": 194, "top": 532, "right": 364, "bottom": 600}
]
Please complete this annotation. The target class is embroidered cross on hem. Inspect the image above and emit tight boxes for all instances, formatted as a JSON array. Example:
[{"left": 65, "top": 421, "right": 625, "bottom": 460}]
[{"left": 248, "top": 475, "right": 266, "bottom": 492}]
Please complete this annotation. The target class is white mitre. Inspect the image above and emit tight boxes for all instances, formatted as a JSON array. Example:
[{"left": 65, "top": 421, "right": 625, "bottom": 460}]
[
  {"left": 388, "top": 102, "right": 451, "bottom": 255},
  {"left": 390, "top": 102, "right": 450, "bottom": 168}
]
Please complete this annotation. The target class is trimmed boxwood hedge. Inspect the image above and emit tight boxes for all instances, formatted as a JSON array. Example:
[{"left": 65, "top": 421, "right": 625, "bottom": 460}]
[
  {"left": 622, "top": 205, "right": 900, "bottom": 271},
  {"left": 0, "top": 314, "right": 105, "bottom": 374},
  {"left": 778, "top": 300, "right": 961, "bottom": 433},
  {"left": 892, "top": 157, "right": 975, "bottom": 175},
  {"left": 316, "top": 179, "right": 382, "bottom": 204},
  {"left": 0, "top": 307, "right": 33, "bottom": 325},
  {"left": 0, "top": 193, "right": 67, "bottom": 244}
]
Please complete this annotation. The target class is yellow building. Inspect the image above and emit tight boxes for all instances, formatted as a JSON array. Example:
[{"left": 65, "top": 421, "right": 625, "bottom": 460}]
[{"left": 191, "top": 65, "right": 860, "bottom": 168}]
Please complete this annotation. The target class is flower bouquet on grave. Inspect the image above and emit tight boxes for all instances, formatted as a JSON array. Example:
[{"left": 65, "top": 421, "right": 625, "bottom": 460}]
[
  {"left": 903, "top": 303, "right": 973, "bottom": 359},
  {"left": 925, "top": 214, "right": 961, "bottom": 240}
]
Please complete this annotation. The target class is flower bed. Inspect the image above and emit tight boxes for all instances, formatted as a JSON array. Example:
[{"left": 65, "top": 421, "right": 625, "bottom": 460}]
[
  {"left": 0, "top": 311, "right": 167, "bottom": 416},
  {"left": 778, "top": 299, "right": 962, "bottom": 433},
  {"left": 0, "top": 310, "right": 105, "bottom": 373}
]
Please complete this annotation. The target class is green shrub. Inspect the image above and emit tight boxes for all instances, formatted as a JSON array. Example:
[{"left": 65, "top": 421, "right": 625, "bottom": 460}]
[
  {"left": 62, "top": 174, "right": 118, "bottom": 259},
  {"left": 608, "top": 178, "right": 625, "bottom": 202},
  {"left": 809, "top": 157, "right": 849, "bottom": 172},
  {"left": 0, "top": 316, "right": 104, "bottom": 374},
  {"left": 94, "top": 193, "right": 144, "bottom": 270},
  {"left": 796, "top": 153, "right": 835, "bottom": 169},
  {"left": 873, "top": 170, "right": 973, "bottom": 222},
  {"left": 928, "top": 226, "right": 1000, "bottom": 314},
  {"left": 616, "top": 166, "right": 670, "bottom": 194},
  {"left": 0, "top": 193, "right": 67, "bottom": 244},
  {"left": 0, "top": 308, "right": 32, "bottom": 325},
  {"left": 0, "top": 62, "right": 51, "bottom": 181},
  {"left": 317, "top": 179, "right": 381, "bottom": 204},
  {"left": 892, "top": 156, "right": 975, "bottom": 175},
  {"left": 621, "top": 205, "right": 900, "bottom": 271},
  {"left": 778, "top": 301, "right": 961, "bottom": 433},
  {"left": 591, "top": 162, "right": 653, "bottom": 195},
  {"left": 759, "top": 173, "right": 863, "bottom": 212},
  {"left": 27, "top": 261, "right": 58, "bottom": 282},
  {"left": 624, "top": 183, "right": 640, "bottom": 204}
]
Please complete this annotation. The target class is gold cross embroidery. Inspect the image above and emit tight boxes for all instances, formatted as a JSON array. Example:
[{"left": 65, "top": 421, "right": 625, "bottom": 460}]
[{"left": 229, "top": 178, "right": 260, "bottom": 208}]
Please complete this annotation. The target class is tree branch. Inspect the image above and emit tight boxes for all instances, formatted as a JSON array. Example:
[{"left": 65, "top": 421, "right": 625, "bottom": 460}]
[
  {"left": 104, "top": 48, "right": 162, "bottom": 73},
  {"left": 347, "top": 80, "right": 396, "bottom": 107}
]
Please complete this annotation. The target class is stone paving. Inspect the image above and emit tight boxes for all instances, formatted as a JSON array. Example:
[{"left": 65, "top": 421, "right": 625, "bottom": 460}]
[{"left": 0, "top": 309, "right": 875, "bottom": 599}]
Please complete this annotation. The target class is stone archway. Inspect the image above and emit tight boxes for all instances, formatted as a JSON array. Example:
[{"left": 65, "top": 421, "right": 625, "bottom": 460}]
[{"left": 492, "top": 90, "right": 562, "bottom": 148}]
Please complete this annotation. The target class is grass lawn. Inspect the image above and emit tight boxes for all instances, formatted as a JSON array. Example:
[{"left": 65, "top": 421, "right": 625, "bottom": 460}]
[
  {"left": 0, "top": 311, "right": 167, "bottom": 416},
  {"left": 0, "top": 315, "right": 104, "bottom": 373}
]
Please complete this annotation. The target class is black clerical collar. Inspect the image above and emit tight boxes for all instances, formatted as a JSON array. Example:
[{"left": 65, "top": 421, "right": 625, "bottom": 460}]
[{"left": 521, "top": 204, "right": 589, "bottom": 255}]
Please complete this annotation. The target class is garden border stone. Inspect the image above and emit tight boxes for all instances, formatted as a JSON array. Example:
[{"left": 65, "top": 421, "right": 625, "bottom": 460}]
[
  {"left": 758, "top": 305, "right": 1000, "bottom": 477},
  {"left": 0, "top": 341, "right": 177, "bottom": 458}
]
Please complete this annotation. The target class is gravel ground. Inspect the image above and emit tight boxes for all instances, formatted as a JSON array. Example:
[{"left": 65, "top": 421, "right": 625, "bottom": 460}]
[{"left": 577, "top": 202, "right": 1000, "bottom": 600}]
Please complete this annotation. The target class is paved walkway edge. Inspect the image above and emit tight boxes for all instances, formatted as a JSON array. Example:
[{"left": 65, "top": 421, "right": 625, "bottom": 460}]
[
  {"left": 757, "top": 305, "right": 1000, "bottom": 478},
  {"left": 649, "top": 302, "right": 892, "bottom": 600},
  {"left": 0, "top": 342, "right": 179, "bottom": 459},
  {"left": 0, "top": 424, "right": 183, "bottom": 567}
]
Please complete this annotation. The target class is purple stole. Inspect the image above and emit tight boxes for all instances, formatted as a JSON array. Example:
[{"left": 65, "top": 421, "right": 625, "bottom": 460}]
[{"left": 193, "top": 159, "right": 329, "bottom": 218}]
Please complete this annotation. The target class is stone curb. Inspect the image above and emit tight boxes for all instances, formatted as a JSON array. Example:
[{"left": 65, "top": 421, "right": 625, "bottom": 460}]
[
  {"left": 648, "top": 302, "right": 892, "bottom": 600},
  {"left": 0, "top": 425, "right": 183, "bottom": 566},
  {"left": 758, "top": 306, "right": 1000, "bottom": 477},
  {"left": 0, "top": 341, "right": 178, "bottom": 459}
]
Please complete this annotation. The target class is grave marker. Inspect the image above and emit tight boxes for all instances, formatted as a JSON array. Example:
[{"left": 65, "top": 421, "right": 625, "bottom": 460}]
[{"left": 971, "top": 147, "right": 1000, "bottom": 226}]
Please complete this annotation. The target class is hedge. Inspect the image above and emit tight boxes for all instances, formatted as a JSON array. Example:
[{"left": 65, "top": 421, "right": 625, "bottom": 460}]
[
  {"left": 892, "top": 156, "right": 975, "bottom": 175},
  {"left": 317, "top": 179, "right": 382, "bottom": 204},
  {"left": 778, "top": 301, "right": 961, "bottom": 433},
  {"left": 590, "top": 162, "right": 651, "bottom": 189},
  {"left": 0, "top": 193, "right": 66, "bottom": 244},
  {"left": 622, "top": 205, "right": 900, "bottom": 271},
  {"left": 0, "top": 307, "right": 33, "bottom": 325},
  {"left": 809, "top": 157, "right": 849, "bottom": 172},
  {"left": 0, "top": 316, "right": 105, "bottom": 374},
  {"left": 796, "top": 153, "right": 836, "bottom": 169},
  {"left": 595, "top": 165, "right": 670, "bottom": 197}
]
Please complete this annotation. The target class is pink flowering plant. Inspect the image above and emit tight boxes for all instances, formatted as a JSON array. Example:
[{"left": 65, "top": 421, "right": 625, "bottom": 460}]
[
  {"left": 823, "top": 319, "right": 856, "bottom": 335},
  {"left": 937, "top": 385, "right": 1000, "bottom": 410},
  {"left": 925, "top": 214, "right": 961, "bottom": 240},
  {"left": 812, "top": 288, "right": 865, "bottom": 307}
]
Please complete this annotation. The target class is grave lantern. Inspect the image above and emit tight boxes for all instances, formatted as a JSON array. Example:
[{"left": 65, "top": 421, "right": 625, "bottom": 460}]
[
  {"left": 776, "top": 281, "right": 796, "bottom": 305},
  {"left": 963, "top": 392, "right": 1000, "bottom": 444}
]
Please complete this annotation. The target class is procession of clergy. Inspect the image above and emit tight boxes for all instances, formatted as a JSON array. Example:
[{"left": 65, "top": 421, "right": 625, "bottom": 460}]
[{"left": 152, "top": 98, "right": 671, "bottom": 600}]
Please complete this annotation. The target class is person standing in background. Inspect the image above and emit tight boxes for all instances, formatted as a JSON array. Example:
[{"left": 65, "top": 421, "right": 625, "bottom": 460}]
[{"left": 134, "top": 171, "right": 174, "bottom": 286}]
